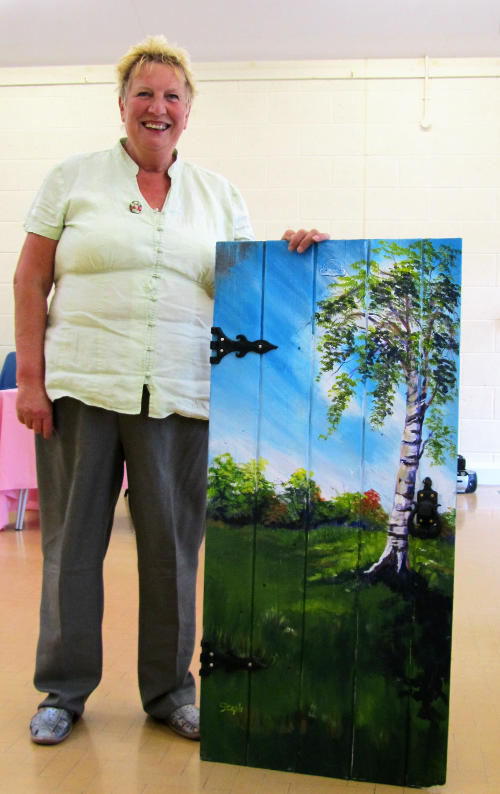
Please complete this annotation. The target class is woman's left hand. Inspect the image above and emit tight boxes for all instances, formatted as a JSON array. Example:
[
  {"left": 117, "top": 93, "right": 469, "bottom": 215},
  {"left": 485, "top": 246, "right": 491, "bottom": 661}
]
[{"left": 281, "top": 228, "right": 330, "bottom": 253}]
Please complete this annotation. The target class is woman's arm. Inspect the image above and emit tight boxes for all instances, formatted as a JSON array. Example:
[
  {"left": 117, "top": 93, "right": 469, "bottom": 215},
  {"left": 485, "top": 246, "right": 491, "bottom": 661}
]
[{"left": 13, "top": 233, "right": 58, "bottom": 439}]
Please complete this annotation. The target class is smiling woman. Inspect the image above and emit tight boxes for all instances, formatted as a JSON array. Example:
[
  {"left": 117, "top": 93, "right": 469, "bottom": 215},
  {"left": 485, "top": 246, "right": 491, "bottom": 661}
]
[{"left": 13, "top": 33, "right": 329, "bottom": 749}]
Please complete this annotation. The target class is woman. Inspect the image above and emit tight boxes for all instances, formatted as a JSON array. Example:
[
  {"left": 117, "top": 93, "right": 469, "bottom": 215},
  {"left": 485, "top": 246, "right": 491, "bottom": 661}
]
[{"left": 14, "top": 35, "right": 329, "bottom": 745}]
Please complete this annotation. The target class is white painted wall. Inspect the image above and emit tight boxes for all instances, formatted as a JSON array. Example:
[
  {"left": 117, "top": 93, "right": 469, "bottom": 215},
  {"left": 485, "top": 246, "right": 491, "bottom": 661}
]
[{"left": 1, "top": 59, "right": 499, "bottom": 482}]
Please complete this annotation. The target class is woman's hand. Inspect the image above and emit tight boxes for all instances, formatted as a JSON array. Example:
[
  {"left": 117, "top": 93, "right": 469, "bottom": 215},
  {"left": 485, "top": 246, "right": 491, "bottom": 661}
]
[
  {"left": 16, "top": 382, "right": 54, "bottom": 439},
  {"left": 281, "top": 228, "right": 330, "bottom": 253}
]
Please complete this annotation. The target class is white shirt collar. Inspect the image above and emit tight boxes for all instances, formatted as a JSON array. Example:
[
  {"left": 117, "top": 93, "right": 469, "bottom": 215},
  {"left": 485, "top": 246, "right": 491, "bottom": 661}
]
[{"left": 117, "top": 138, "right": 181, "bottom": 179}]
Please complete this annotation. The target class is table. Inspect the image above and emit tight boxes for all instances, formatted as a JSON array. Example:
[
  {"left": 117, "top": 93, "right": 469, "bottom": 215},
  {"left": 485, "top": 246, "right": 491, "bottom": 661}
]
[{"left": 0, "top": 389, "right": 38, "bottom": 529}]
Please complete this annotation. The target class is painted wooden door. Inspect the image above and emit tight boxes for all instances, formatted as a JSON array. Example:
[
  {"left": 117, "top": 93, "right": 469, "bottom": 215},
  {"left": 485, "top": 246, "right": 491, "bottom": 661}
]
[{"left": 201, "top": 238, "right": 461, "bottom": 787}]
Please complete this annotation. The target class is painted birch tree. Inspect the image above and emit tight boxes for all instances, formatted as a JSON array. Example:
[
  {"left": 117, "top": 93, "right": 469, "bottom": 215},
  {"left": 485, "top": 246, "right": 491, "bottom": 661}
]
[{"left": 316, "top": 239, "right": 460, "bottom": 575}]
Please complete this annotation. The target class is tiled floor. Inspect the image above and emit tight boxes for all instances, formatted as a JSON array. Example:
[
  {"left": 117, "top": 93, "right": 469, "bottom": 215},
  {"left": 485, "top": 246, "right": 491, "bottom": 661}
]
[{"left": 0, "top": 487, "right": 499, "bottom": 793}]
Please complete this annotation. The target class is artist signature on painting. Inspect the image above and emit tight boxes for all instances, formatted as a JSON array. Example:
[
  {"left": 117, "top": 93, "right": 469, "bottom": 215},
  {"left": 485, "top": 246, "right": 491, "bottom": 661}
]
[{"left": 219, "top": 702, "right": 244, "bottom": 716}]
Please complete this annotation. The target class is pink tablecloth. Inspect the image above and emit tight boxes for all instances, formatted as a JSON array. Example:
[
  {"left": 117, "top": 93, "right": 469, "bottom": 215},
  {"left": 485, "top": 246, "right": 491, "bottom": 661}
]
[{"left": 0, "top": 389, "right": 38, "bottom": 528}]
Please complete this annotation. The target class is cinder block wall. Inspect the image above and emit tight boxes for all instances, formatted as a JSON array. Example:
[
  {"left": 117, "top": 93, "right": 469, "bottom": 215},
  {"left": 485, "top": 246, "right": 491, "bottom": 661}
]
[{"left": 0, "top": 59, "right": 499, "bottom": 482}]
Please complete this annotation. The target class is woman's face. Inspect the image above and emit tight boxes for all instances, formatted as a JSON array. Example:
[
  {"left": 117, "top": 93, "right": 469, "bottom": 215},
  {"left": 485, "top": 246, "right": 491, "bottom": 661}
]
[{"left": 119, "top": 62, "right": 191, "bottom": 164}]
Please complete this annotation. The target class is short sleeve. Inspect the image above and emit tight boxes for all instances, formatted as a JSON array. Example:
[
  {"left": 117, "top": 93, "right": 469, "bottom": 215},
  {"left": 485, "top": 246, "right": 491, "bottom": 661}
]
[
  {"left": 230, "top": 183, "right": 255, "bottom": 242},
  {"left": 24, "top": 163, "right": 67, "bottom": 240}
]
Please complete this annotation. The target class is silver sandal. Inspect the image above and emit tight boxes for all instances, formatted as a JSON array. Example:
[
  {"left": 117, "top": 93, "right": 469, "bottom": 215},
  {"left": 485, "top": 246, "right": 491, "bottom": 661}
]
[
  {"left": 30, "top": 707, "right": 73, "bottom": 745},
  {"left": 166, "top": 704, "right": 200, "bottom": 740}
]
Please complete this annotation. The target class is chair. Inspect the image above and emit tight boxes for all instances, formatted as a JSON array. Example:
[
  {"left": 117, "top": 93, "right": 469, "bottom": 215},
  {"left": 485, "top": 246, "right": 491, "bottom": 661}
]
[
  {"left": 15, "top": 489, "right": 29, "bottom": 530},
  {"left": 0, "top": 353, "right": 28, "bottom": 528},
  {"left": 0, "top": 352, "right": 16, "bottom": 389}
]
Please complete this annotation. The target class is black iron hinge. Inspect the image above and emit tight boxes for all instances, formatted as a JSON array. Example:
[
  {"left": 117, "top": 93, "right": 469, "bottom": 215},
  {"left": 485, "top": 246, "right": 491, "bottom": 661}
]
[
  {"left": 200, "top": 640, "right": 267, "bottom": 677},
  {"left": 210, "top": 326, "right": 277, "bottom": 365}
]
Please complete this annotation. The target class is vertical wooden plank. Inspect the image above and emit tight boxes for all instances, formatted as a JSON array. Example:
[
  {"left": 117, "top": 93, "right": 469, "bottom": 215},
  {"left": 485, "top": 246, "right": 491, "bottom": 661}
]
[
  {"left": 245, "top": 241, "right": 316, "bottom": 772},
  {"left": 200, "top": 241, "right": 264, "bottom": 765},
  {"left": 296, "top": 240, "right": 369, "bottom": 779},
  {"left": 404, "top": 238, "right": 461, "bottom": 787},
  {"left": 349, "top": 239, "right": 460, "bottom": 786},
  {"left": 349, "top": 240, "right": 411, "bottom": 787}
]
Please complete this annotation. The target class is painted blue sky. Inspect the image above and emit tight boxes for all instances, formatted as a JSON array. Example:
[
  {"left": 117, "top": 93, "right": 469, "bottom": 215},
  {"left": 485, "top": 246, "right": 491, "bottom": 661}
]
[{"left": 209, "top": 238, "right": 461, "bottom": 513}]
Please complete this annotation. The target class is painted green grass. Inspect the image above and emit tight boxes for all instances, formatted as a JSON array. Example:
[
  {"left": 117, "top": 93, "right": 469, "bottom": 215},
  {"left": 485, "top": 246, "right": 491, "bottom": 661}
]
[{"left": 201, "top": 522, "right": 454, "bottom": 786}]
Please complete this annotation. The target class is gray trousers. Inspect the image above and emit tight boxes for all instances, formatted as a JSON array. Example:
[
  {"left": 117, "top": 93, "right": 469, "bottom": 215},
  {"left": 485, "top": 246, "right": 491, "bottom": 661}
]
[{"left": 34, "top": 396, "right": 208, "bottom": 719}]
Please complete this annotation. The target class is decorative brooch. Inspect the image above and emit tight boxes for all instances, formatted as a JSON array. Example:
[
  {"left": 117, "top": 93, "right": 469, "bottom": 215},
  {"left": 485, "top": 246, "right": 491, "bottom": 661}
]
[{"left": 129, "top": 200, "right": 142, "bottom": 214}]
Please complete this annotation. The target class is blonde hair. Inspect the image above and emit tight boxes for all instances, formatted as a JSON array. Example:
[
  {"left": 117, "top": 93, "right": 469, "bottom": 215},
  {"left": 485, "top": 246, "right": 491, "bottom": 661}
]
[{"left": 117, "top": 35, "right": 196, "bottom": 104}]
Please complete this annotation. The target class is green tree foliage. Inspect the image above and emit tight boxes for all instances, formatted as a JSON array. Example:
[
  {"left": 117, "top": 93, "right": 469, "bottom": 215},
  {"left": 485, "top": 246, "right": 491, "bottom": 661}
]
[
  {"left": 207, "top": 455, "right": 388, "bottom": 532},
  {"left": 207, "top": 453, "right": 275, "bottom": 525},
  {"left": 281, "top": 468, "right": 321, "bottom": 525},
  {"left": 326, "top": 489, "right": 389, "bottom": 533},
  {"left": 316, "top": 240, "right": 460, "bottom": 455}
]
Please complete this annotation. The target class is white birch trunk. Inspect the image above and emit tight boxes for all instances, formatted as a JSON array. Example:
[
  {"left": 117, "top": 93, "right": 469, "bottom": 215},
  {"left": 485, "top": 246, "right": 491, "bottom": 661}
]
[{"left": 365, "top": 372, "right": 424, "bottom": 575}]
